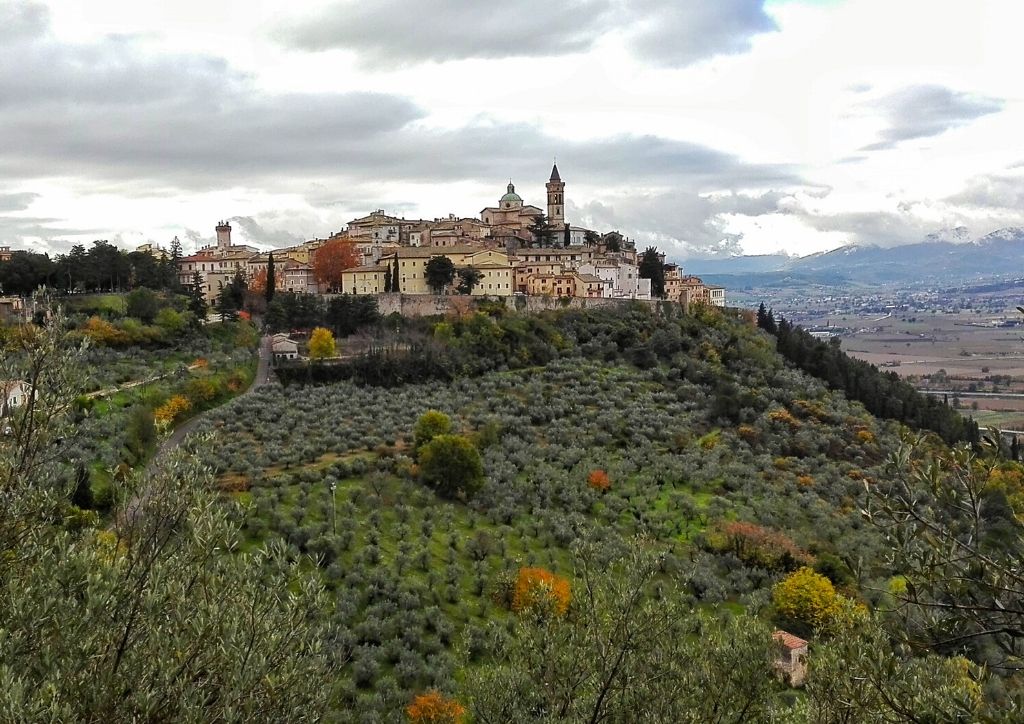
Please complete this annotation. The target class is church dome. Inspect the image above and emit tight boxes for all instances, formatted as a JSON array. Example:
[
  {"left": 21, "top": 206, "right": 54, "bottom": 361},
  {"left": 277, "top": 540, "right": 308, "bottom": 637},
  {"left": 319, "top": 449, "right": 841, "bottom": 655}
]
[{"left": 500, "top": 182, "right": 523, "bottom": 206}]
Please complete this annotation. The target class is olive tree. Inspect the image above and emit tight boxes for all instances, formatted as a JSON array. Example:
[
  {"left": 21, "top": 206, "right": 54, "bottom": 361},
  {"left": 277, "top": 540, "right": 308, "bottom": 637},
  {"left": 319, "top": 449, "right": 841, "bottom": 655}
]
[{"left": 0, "top": 303, "right": 336, "bottom": 722}]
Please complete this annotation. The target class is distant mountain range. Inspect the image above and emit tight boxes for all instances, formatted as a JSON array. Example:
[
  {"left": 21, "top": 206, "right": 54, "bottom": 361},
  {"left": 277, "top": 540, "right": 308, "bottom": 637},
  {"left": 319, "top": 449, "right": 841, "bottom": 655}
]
[{"left": 684, "top": 227, "right": 1024, "bottom": 287}]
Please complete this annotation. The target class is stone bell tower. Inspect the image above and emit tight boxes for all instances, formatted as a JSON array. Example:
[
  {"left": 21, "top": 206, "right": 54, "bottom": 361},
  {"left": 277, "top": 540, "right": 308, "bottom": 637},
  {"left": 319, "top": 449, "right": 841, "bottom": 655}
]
[
  {"left": 546, "top": 163, "right": 565, "bottom": 225},
  {"left": 215, "top": 220, "right": 232, "bottom": 251}
]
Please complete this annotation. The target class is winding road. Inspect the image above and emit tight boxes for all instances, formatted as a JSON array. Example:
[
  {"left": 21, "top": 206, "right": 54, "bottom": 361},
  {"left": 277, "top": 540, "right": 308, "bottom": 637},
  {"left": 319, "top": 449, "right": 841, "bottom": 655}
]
[
  {"left": 149, "top": 335, "right": 273, "bottom": 466},
  {"left": 117, "top": 336, "right": 272, "bottom": 529}
]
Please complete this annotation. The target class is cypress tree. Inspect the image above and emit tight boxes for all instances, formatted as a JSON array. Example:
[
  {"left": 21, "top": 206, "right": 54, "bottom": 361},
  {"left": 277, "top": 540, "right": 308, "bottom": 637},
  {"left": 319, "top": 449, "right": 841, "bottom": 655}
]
[
  {"left": 391, "top": 260, "right": 401, "bottom": 293},
  {"left": 265, "top": 252, "right": 276, "bottom": 303}
]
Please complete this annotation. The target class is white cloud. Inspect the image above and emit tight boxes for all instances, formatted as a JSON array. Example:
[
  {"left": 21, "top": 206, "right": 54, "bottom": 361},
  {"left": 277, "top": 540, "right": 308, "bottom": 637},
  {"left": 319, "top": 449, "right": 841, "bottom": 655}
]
[{"left": 3, "top": 0, "right": 1024, "bottom": 259}]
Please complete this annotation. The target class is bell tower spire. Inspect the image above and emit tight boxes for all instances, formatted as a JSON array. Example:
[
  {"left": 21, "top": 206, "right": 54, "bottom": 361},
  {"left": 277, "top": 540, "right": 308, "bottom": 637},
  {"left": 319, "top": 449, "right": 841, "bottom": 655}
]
[{"left": 546, "top": 162, "right": 565, "bottom": 226}]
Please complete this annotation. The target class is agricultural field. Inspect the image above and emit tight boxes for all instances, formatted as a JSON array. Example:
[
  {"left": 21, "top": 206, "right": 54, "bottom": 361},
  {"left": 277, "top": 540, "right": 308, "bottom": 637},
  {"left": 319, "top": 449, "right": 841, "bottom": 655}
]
[
  {"left": 804, "top": 309, "right": 1024, "bottom": 430},
  {"left": 191, "top": 308, "right": 898, "bottom": 719}
]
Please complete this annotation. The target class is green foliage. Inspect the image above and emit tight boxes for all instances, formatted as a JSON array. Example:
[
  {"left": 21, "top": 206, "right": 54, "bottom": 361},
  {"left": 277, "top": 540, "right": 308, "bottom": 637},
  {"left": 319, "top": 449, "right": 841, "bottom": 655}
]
[
  {"left": 456, "top": 266, "right": 482, "bottom": 295},
  {"left": 215, "top": 271, "right": 247, "bottom": 322},
  {"left": 153, "top": 303, "right": 1023, "bottom": 718},
  {"left": 799, "top": 612, "right": 984, "bottom": 722},
  {"left": 414, "top": 409, "right": 452, "bottom": 450},
  {"left": 868, "top": 436, "right": 1024, "bottom": 677},
  {"left": 425, "top": 256, "right": 456, "bottom": 294},
  {"left": 266, "top": 251, "right": 276, "bottom": 303},
  {"left": 125, "top": 287, "right": 160, "bottom": 323},
  {"left": 764, "top": 314, "right": 978, "bottom": 445},
  {"left": 465, "top": 543, "right": 782, "bottom": 722},
  {"left": 638, "top": 247, "right": 666, "bottom": 298},
  {"left": 418, "top": 434, "right": 484, "bottom": 499},
  {"left": 264, "top": 292, "right": 380, "bottom": 336},
  {"left": 1, "top": 306, "right": 333, "bottom": 720}
]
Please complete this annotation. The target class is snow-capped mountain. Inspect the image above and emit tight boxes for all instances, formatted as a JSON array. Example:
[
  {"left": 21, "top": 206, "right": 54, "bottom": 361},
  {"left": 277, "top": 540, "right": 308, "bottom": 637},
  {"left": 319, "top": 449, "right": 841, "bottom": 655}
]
[{"left": 686, "top": 227, "right": 1024, "bottom": 285}]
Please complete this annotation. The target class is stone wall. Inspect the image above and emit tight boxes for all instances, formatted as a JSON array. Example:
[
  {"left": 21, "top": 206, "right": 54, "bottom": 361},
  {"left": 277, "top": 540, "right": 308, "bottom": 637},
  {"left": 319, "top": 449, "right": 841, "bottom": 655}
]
[{"left": 370, "top": 293, "right": 684, "bottom": 318}]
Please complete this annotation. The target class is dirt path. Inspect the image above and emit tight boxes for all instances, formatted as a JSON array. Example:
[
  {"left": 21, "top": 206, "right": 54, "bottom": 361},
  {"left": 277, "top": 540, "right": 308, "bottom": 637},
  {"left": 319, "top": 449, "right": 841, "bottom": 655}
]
[
  {"left": 148, "top": 335, "right": 272, "bottom": 467},
  {"left": 85, "top": 363, "right": 203, "bottom": 399},
  {"left": 117, "top": 336, "right": 272, "bottom": 528}
]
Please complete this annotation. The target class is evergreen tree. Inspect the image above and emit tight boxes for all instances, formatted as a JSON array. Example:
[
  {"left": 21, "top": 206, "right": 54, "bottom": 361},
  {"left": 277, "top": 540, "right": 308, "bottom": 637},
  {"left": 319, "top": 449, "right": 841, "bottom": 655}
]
[
  {"left": 391, "top": 260, "right": 400, "bottom": 293},
  {"left": 638, "top": 247, "right": 666, "bottom": 298},
  {"left": 384, "top": 262, "right": 393, "bottom": 293},
  {"left": 188, "top": 271, "right": 207, "bottom": 320},
  {"left": 528, "top": 214, "right": 554, "bottom": 247},
  {"left": 265, "top": 252, "right": 276, "bottom": 303},
  {"left": 216, "top": 271, "right": 247, "bottom": 322}
]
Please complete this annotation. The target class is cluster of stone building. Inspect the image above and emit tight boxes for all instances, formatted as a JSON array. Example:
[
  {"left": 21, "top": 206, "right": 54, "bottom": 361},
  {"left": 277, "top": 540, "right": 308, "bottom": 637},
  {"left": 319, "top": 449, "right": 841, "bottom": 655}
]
[{"left": 167, "top": 165, "right": 724, "bottom": 307}]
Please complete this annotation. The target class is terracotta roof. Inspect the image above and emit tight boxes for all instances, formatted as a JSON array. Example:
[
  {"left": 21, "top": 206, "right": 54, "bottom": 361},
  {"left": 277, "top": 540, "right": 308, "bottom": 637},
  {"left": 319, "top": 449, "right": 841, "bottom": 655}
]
[
  {"left": 773, "top": 631, "right": 808, "bottom": 650},
  {"left": 342, "top": 264, "right": 389, "bottom": 273},
  {"left": 515, "top": 247, "right": 590, "bottom": 256},
  {"left": 384, "top": 245, "right": 485, "bottom": 258}
]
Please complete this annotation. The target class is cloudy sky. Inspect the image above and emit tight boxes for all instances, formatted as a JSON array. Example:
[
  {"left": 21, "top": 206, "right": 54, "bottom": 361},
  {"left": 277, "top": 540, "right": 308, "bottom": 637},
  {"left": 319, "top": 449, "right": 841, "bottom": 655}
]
[{"left": 2, "top": 0, "right": 1023, "bottom": 261}]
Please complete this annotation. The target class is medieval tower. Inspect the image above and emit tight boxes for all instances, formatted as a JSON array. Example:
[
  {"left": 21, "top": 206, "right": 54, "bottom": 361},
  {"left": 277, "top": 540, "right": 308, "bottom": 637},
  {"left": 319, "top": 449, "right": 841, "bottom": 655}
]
[
  {"left": 546, "top": 163, "right": 565, "bottom": 226},
  {"left": 215, "top": 220, "right": 232, "bottom": 251}
]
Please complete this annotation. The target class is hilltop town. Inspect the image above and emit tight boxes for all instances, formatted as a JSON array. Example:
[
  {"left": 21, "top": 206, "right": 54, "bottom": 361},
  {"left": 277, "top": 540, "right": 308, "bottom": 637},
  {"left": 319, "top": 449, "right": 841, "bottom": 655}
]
[{"left": 171, "top": 165, "right": 725, "bottom": 308}]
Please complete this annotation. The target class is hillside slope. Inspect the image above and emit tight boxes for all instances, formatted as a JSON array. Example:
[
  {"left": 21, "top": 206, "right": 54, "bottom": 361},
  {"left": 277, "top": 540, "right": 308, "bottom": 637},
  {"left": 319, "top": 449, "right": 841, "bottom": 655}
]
[{"left": 194, "top": 304, "right": 920, "bottom": 717}]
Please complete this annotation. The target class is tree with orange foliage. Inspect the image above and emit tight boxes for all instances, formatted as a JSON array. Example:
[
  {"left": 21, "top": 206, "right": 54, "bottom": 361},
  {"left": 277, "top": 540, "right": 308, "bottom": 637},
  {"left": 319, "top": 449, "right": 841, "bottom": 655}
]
[
  {"left": 587, "top": 469, "right": 610, "bottom": 491},
  {"left": 406, "top": 690, "right": 466, "bottom": 724},
  {"left": 706, "top": 520, "right": 813, "bottom": 572},
  {"left": 312, "top": 238, "right": 359, "bottom": 292},
  {"left": 248, "top": 267, "right": 268, "bottom": 293},
  {"left": 512, "top": 567, "right": 571, "bottom": 616}
]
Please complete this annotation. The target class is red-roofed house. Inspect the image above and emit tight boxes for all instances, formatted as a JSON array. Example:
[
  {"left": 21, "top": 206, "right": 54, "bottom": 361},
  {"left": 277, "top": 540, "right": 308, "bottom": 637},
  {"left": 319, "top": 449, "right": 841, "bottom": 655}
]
[{"left": 773, "top": 630, "right": 809, "bottom": 686}]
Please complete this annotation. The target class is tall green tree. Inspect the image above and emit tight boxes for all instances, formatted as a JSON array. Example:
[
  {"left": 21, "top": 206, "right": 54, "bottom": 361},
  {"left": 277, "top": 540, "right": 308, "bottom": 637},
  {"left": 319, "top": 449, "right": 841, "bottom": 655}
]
[
  {"left": 456, "top": 266, "right": 483, "bottom": 295},
  {"left": 391, "top": 260, "right": 400, "bottom": 294},
  {"left": 638, "top": 246, "right": 666, "bottom": 298},
  {"left": 215, "top": 271, "right": 247, "bottom": 322},
  {"left": 265, "top": 251, "right": 276, "bottom": 303},
  {"left": 418, "top": 434, "right": 483, "bottom": 499},
  {"left": 424, "top": 256, "right": 456, "bottom": 294},
  {"left": 187, "top": 270, "right": 207, "bottom": 320},
  {"left": 126, "top": 286, "right": 160, "bottom": 323},
  {"left": 529, "top": 214, "right": 555, "bottom": 247}
]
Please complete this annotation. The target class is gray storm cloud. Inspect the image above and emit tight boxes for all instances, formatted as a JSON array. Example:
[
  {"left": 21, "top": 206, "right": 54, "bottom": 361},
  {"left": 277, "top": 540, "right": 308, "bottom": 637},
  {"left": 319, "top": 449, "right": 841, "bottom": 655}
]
[{"left": 276, "top": 0, "right": 776, "bottom": 68}]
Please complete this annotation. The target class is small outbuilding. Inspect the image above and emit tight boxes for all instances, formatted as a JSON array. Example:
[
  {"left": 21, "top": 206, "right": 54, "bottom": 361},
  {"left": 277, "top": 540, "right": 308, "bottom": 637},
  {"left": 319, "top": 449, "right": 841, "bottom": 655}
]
[
  {"left": 271, "top": 334, "right": 299, "bottom": 363},
  {"left": 773, "top": 630, "right": 809, "bottom": 686}
]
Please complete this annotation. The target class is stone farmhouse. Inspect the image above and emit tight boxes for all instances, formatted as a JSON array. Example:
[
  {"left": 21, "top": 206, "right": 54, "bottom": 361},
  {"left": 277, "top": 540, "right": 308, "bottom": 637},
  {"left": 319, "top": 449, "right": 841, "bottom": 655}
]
[
  {"left": 175, "top": 165, "right": 726, "bottom": 306},
  {"left": 773, "top": 630, "right": 809, "bottom": 686}
]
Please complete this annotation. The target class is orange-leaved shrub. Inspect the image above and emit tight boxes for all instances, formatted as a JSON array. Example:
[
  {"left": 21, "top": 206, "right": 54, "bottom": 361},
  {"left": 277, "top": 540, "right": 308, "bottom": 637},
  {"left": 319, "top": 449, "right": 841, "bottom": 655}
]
[
  {"left": 587, "top": 469, "right": 610, "bottom": 491},
  {"left": 512, "top": 567, "right": 571, "bottom": 616},
  {"left": 705, "top": 520, "right": 813, "bottom": 572},
  {"left": 154, "top": 395, "right": 191, "bottom": 428},
  {"left": 406, "top": 690, "right": 466, "bottom": 724},
  {"left": 768, "top": 408, "right": 801, "bottom": 429}
]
